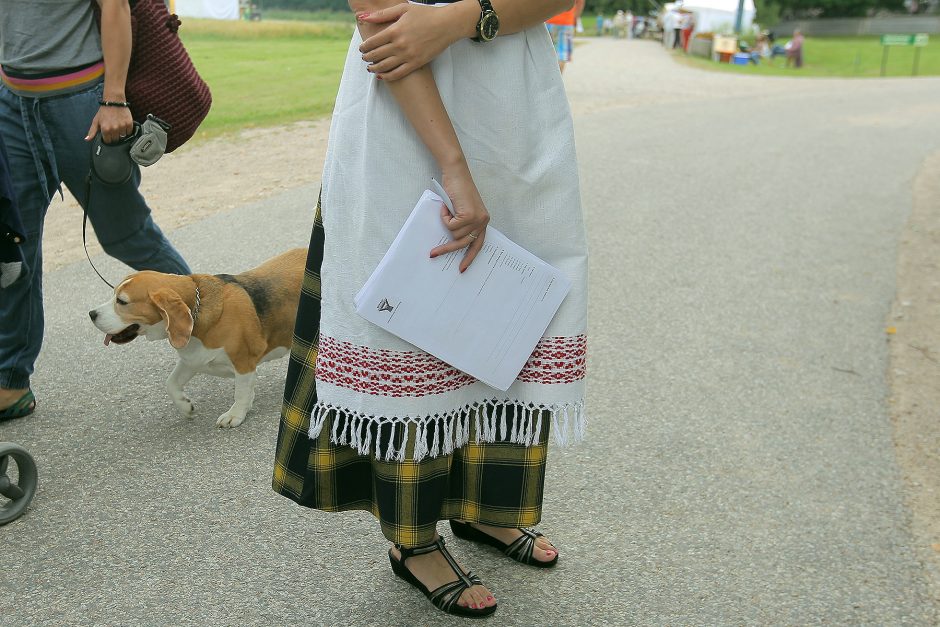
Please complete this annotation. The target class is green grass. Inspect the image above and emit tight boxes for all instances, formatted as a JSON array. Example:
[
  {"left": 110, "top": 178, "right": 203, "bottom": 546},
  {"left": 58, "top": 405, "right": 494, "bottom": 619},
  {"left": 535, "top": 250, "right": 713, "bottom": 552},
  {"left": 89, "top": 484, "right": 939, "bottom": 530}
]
[
  {"left": 677, "top": 35, "right": 940, "bottom": 78},
  {"left": 178, "top": 19, "right": 353, "bottom": 139},
  {"left": 177, "top": 22, "right": 940, "bottom": 144},
  {"left": 262, "top": 9, "right": 355, "bottom": 23}
]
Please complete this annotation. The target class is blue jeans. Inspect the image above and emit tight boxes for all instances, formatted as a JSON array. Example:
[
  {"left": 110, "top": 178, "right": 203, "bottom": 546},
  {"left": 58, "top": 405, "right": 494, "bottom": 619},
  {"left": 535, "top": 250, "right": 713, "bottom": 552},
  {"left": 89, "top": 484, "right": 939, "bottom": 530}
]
[{"left": 0, "top": 81, "right": 190, "bottom": 390}]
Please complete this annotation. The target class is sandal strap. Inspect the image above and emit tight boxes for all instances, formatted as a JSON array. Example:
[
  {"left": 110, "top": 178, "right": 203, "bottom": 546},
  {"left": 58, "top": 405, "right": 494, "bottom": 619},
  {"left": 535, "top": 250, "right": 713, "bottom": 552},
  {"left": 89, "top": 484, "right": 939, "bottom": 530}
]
[
  {"left": 395, "top": 536, "right": 474, "bottom": 590},
  {"left": 428, "top": 571, "right": 483, "bottom": 613},
  {"left": 0, "top": 390, "right": 34, "bottom": 418},
  {"left": 503, "top": 528, "right": 543, "bottom": 564},
  {"left": 395, "top": 536, "right": 445, "bottom": 560},
  {"left": 395, "top": 536, "right": 479, "bottom": 611}
]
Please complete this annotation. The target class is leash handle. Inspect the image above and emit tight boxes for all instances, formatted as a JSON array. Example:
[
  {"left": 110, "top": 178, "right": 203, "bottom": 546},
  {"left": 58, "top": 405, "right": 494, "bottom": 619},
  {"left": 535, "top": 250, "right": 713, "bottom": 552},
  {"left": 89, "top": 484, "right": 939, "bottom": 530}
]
[{"left": 83, "top": 171, "right": 115, "bottom": 289}]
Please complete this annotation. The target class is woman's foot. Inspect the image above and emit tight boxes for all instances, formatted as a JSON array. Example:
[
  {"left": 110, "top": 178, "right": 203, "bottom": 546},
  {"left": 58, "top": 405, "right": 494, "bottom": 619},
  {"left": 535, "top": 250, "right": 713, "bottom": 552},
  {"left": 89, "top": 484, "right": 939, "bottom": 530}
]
[
  {"left": 390, "top": 538, "right": 497, "bottom": 610},
  {"left": 0, "top": 388, "right": 35, "bottom": 421},
  {"left": 0, "top": 387, "right": 28, "bottom": 408},
  {"left": 455, "top": 521, "right": 557, "bottom": 563},
  {"left": 449, "top": 520, "right": 559, "bottom": 567}
]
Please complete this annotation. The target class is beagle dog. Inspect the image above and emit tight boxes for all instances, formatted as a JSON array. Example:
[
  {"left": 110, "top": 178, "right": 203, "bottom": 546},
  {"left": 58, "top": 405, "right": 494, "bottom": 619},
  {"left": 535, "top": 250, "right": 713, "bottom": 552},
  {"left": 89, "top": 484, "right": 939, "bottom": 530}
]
[{"left": 89, "top": 248, "right": 306, "bottom": 428}]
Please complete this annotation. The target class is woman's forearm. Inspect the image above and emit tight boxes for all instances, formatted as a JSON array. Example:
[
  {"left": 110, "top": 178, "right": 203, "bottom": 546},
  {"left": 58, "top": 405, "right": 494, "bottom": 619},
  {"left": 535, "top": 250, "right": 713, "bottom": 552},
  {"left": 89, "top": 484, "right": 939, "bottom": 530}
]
[
  {"left": 351, "top": 0, "right": 572, "bottom": 169},
  {"left": 445, "top": 0, "right": 575, "bottom": 39},
  {"left": 97, "top": 0, "right": 132, "bottom": 102},
  {"left": 351, "top": 0, "right": 495, "bottom": 268},
  {"left": 353, "top": 1, "right": 466, "bottom": 171},
  {"left": 385, "top": 66, "right": 466, "bottom": 171}
]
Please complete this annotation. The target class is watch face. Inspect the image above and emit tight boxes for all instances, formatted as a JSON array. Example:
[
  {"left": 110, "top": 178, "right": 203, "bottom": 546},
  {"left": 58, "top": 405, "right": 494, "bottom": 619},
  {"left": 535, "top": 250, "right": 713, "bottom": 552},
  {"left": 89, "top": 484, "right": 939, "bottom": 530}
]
[{"left": 481, "top": 13, "right": 499, "bottom": 41}]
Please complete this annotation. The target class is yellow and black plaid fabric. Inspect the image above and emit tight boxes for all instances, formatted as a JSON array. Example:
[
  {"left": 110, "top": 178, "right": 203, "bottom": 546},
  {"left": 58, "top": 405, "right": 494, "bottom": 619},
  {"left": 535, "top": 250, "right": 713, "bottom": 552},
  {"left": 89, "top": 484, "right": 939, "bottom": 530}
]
[{"left": 272, "top": 199, "right": 551, "bottom": 546}]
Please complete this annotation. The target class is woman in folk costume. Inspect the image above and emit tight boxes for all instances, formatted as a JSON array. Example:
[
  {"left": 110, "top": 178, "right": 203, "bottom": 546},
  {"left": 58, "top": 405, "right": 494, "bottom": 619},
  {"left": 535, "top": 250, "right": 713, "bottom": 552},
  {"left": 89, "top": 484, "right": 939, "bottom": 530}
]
[{"left": 272, "top": 0, "right": 588, "bottom": 617}]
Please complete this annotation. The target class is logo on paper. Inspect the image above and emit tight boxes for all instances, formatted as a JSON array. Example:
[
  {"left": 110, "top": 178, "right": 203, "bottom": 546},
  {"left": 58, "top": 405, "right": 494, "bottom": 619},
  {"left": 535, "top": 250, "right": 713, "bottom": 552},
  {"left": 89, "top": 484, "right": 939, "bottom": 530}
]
[{"left": 377, "top": 298, "right": 395, "bottom": 313}]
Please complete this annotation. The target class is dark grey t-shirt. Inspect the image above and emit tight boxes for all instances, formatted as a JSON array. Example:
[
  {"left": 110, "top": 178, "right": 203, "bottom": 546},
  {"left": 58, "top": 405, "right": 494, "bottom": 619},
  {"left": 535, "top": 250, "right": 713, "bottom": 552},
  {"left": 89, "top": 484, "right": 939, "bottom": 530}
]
[{"left": 0, "top": 0, "right": 102, "bottom": 73}]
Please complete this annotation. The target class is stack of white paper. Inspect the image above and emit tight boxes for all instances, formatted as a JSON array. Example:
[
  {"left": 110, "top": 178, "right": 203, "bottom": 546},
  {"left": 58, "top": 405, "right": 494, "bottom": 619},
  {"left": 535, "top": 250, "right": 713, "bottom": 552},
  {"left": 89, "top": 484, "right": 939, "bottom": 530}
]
[{"left": 354, "top": 188, "right": 571, "bottom": 391}]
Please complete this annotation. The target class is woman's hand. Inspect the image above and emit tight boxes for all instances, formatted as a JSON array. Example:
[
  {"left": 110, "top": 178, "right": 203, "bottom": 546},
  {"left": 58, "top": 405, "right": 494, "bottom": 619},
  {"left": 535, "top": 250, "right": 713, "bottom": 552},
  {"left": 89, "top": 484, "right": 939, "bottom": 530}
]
[
  {"left": 431, "top": 164, "right": 490, "bottom": 272},
  {"left": 85, "top": 105, "right": 134, "bottom": 144},
  {"left": 358, "top": 2, "right": 474, "bottom": 81}
]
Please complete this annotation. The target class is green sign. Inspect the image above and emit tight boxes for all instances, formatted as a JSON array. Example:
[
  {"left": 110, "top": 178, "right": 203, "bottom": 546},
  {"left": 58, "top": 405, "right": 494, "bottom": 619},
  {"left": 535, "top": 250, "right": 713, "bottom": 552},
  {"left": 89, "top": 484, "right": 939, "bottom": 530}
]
[{"left": 881, "top": 34, "right": 929, "bottom": 47}]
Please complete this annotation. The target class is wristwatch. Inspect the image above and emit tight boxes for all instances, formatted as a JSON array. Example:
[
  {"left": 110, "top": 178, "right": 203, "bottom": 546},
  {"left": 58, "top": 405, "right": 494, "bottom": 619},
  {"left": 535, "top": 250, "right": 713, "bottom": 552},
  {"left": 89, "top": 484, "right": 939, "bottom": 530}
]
[{"left": 472, "top": 0, "right": 499, "bottom": 43}]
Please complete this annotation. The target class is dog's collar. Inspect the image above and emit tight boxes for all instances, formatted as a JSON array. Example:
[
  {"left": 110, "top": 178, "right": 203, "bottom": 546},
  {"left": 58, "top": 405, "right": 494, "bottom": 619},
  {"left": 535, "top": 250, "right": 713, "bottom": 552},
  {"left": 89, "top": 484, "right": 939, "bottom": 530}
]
[{"left": 192, "top": 284, "right": 201, "bottom": 323}]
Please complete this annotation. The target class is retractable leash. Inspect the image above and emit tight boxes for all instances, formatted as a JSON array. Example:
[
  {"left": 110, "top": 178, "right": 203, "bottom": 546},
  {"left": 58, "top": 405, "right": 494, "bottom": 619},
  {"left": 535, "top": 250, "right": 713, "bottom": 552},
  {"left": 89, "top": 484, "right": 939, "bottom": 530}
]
[
  {"left": 82, "top": 174, "right": 116, "bottom": 289},
  {"left": 82, "top": 114, "right": 170, "bottom": 289}
]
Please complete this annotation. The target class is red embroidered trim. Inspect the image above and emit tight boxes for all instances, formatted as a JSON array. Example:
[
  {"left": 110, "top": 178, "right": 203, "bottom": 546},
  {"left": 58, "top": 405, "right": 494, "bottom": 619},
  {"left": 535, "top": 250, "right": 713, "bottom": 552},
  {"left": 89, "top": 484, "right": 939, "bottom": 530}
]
[
  {"left": 516, "top": 335, "right": 588, "bottom": 384},
  {"left": 316, "top": 335, "right": 587, "bottom": 397}
]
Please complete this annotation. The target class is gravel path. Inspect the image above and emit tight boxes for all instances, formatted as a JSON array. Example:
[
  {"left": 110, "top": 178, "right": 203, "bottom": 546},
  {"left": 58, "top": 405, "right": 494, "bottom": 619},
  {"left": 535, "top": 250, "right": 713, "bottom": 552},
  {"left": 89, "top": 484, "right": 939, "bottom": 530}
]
[{"left": 3, "top": 37, "right": 940, "bottom": 625}]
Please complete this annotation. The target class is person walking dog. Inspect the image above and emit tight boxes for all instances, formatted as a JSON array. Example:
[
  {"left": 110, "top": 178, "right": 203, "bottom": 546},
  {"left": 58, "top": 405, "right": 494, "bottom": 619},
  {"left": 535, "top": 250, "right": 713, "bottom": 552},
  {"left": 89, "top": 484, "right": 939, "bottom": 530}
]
[{"left": 0, "top": 0, "right": 190, "bottom": 421}]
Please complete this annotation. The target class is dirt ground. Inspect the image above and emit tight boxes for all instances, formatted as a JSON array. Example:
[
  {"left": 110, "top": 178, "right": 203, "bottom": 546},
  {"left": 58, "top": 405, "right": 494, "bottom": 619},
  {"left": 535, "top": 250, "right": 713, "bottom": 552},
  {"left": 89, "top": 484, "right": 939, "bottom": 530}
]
[
  {"left": 41, "top": 118, "right": 332, "bottom": 273},
  {"left": 889, "top": 149, "right": 940, "bottom": 604}
]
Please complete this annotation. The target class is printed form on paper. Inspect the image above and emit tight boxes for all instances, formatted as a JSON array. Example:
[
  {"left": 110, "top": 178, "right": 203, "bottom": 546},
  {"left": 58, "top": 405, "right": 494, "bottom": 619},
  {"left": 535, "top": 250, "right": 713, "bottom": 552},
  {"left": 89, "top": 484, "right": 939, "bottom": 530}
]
[{"left": 354, "top": 188, "right": 571, "bottom": 391}]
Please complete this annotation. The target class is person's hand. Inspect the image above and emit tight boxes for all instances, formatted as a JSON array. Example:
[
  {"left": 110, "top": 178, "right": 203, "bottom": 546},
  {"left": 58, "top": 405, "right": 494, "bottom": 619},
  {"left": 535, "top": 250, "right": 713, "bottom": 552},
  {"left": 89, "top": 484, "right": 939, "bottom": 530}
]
[
  {"left": 431, "top": 165, "right": 489, "bottom": 273},
  {"left": 357, "top": 2, "right": 467, "bottom": 81},
  {"left": 85, "top": 105, "right": 134, "bottom": 144}
]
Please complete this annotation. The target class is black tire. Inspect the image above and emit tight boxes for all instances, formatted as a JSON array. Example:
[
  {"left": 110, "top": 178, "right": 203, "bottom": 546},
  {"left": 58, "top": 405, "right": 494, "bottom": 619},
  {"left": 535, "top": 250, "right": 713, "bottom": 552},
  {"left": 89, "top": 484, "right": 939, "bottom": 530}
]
[{"left": 0, "top": 442, "right": 38, "bottom": 525}]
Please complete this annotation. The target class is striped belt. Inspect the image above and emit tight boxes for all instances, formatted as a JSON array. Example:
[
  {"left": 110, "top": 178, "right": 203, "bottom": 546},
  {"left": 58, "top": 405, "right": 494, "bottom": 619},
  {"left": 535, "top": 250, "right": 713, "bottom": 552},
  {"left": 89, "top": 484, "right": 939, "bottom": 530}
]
[{"left": 0, "top": 60, "right": 104, "bottom": 98}]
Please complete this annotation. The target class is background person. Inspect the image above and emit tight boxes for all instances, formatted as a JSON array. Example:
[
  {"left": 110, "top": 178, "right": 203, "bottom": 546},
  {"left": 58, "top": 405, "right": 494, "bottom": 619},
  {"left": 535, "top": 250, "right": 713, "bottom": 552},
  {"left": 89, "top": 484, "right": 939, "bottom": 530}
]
[
  {"left": 633, "top": 14, "right": 646, "bottom": 38},
  {"left": 546, "top": 0, "right": 586, "bottom": 72},
  {"left": 672, "top": 9, "right": 683, "bottom": 48},
  {"left": 613, "top": 10, "right": 627, "bottom": 38},
  {"left": 0, "top": 0, "right": 190, "bottom": 420},
  {"left": 750, "top": 32, "right": 770, "bottom": 64},
  {"left": 786, "top": 29, "right": 804, "bottom": 68},
  {"left": 681, "top": 11, "right": 694, "bottom": 52},
  {"left": 662, "top": 6, "right": 679, "bottom": 48}
]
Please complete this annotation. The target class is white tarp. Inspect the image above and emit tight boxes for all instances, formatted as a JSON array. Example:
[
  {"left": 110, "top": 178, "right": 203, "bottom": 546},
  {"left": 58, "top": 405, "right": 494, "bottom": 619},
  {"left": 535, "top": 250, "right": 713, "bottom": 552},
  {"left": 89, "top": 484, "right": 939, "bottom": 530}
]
[
  {"left": 174, "top": 0, "right": 239, "bottom": 20},
  {"left": 681, "top": 0, "right": 757, "bottom": 34}
]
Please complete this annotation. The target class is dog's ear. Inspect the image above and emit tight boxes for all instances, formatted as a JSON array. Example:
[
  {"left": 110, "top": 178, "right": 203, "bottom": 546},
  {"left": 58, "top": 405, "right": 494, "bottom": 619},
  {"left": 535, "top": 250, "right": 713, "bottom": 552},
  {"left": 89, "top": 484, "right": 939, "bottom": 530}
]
[{"left": 150, "top": 288, "right": 193, "bottom": 349}]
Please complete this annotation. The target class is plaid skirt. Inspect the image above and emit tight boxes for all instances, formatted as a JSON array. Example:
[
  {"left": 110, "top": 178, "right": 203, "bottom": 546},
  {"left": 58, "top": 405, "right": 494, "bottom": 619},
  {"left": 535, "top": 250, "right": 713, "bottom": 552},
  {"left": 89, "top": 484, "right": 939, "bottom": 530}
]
[{"left": 272, "top": 200, "right": 551, "bottom": 547}]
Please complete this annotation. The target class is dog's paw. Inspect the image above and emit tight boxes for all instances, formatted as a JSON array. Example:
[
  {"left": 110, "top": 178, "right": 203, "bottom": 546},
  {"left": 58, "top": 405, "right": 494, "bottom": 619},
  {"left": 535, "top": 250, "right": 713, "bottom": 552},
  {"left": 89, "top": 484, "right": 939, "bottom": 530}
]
[
  {"left": 174, "top": 396, "right": 195, "bottom": 417},
  {"left": 216, "top": 410, "right": 246, "bottom": 429}
]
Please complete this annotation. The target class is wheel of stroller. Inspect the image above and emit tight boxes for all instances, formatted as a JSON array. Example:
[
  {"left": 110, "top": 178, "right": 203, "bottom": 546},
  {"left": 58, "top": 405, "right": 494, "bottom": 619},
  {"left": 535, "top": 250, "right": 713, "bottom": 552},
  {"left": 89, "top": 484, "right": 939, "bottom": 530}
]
[{"left": 0, "top": 442, "right": 38, "bottom": 525}]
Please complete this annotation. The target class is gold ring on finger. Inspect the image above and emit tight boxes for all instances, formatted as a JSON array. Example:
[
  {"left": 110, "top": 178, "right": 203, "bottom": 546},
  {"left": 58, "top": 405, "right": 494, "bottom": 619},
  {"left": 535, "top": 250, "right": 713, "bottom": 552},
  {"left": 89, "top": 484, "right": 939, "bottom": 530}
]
[{"left": 468, "top": 232, "right": 478, "bottom": 240}]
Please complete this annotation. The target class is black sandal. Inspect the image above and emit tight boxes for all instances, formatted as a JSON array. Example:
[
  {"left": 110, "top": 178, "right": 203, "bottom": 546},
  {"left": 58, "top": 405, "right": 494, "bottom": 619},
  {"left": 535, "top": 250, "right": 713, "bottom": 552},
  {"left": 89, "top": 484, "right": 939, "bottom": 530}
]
[
  {"left": 450, "top": 520, "right": 559, "bottom": 568},
  {"left": 388, "top": 536, "right": 497, "bottom": 618}
]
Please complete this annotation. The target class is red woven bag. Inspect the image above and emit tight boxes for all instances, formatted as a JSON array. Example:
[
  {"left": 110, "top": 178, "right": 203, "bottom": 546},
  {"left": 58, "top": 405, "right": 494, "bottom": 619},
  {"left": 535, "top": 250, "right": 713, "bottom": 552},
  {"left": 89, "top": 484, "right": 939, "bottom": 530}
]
[{"left": 94, "top": 0, "right": 212, "bottom": 153}]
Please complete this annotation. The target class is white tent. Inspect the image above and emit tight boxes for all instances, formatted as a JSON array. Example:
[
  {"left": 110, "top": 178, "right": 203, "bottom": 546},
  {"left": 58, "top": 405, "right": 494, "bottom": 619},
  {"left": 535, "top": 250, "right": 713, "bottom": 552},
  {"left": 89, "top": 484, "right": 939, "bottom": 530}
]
[
  {"left": 681, "top": 0, "right": 756, "bottom": 34},
  {"left": 174, "top": 0, "right": 239, "bottom": 20}
]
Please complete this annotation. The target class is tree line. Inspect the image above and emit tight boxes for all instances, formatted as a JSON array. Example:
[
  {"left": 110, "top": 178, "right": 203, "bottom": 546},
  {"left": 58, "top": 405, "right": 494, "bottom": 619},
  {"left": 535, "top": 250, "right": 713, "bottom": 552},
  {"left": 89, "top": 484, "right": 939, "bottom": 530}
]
[
  {"left": 583, "top": 0, "right": 905, "bottom": 18},
  {"left": 268, "top": 0, "right": 909, "bottom": 20}
]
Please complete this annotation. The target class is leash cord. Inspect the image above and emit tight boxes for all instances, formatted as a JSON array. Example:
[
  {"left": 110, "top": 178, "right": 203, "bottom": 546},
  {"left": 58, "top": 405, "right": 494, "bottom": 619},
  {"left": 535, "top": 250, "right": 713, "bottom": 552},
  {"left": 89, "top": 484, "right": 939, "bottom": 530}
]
[{"left": 82, "top": 171, "right": 116, "bottom": 289}]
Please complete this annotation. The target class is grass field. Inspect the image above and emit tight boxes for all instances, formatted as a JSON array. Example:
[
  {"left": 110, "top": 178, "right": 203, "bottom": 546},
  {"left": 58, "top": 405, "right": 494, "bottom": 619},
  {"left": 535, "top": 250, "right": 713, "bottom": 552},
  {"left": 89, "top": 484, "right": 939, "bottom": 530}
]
[
  {"left": 177, "top": 18, "right": 940, "bottom": 142},
  {"left": 676, "top": 35, "right": 940, "bottom": 77},
  {"left": 263, "top": 9, "right": 356, "bottom": 23},
  {"left": 179, "top": 19, "right": 353, "bottom": 139}
]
